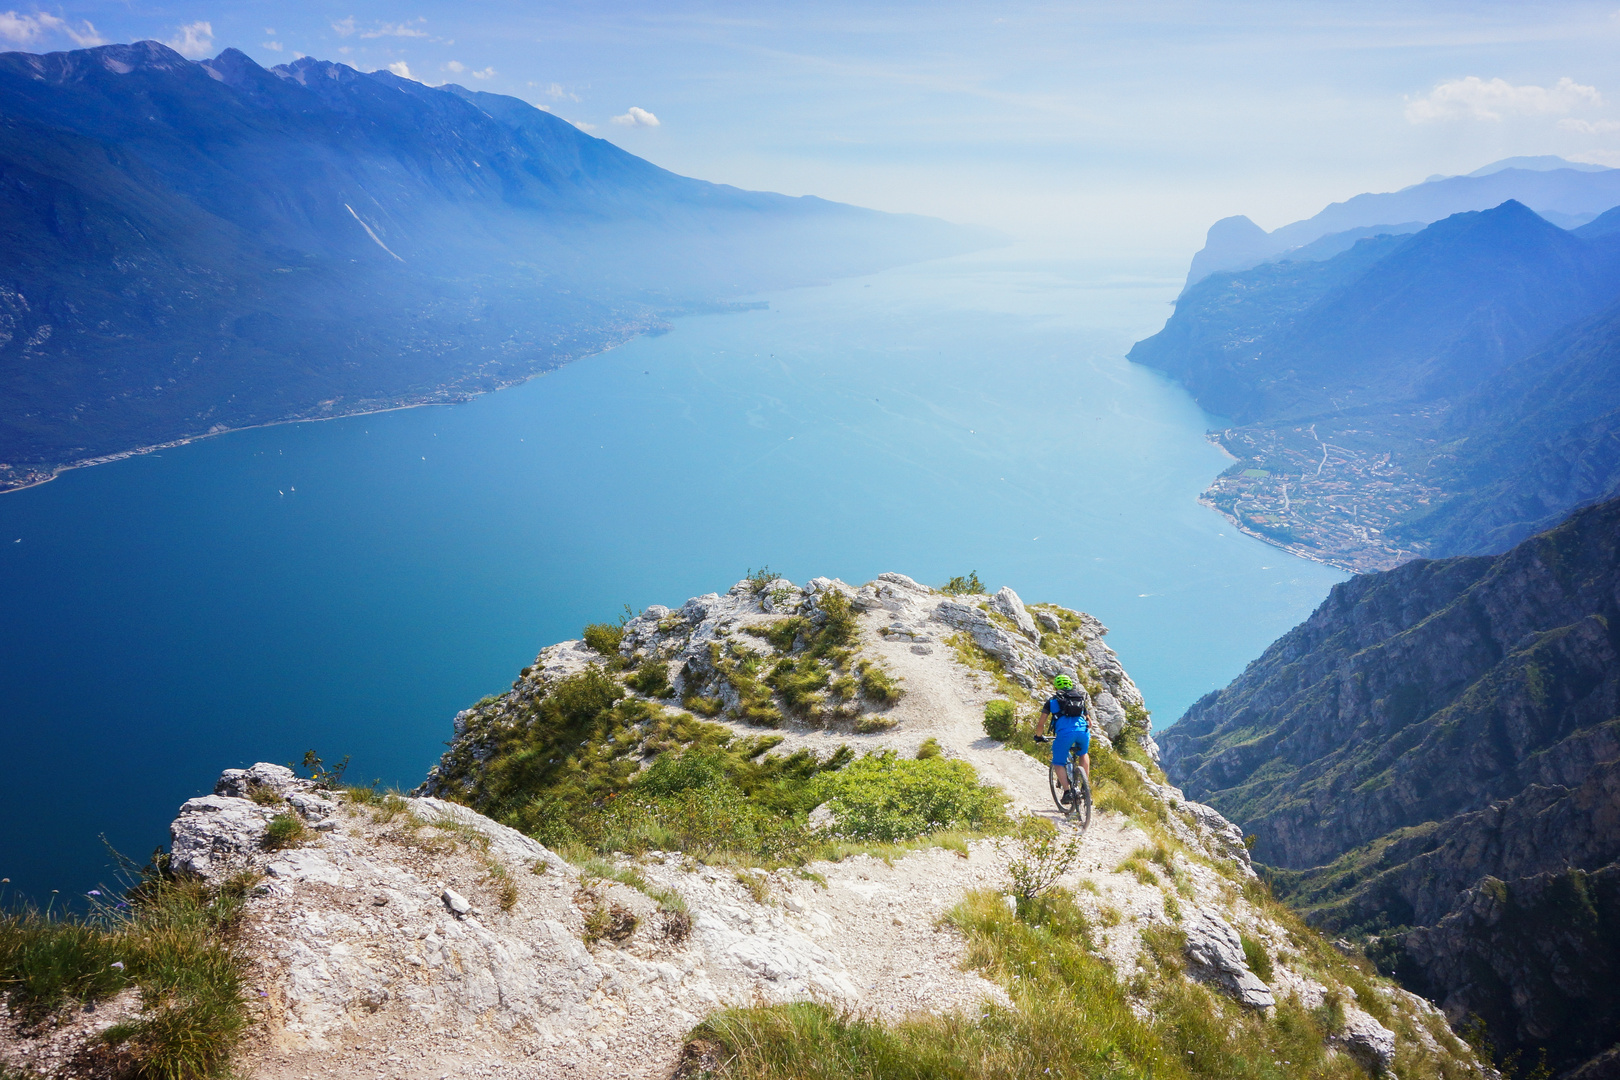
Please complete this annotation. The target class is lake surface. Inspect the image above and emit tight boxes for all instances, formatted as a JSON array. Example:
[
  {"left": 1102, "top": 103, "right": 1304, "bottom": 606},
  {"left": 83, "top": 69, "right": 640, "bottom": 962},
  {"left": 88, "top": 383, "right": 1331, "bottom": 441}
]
[{"left": 0, "top": 248, "right": 1346, "bottom": 899}]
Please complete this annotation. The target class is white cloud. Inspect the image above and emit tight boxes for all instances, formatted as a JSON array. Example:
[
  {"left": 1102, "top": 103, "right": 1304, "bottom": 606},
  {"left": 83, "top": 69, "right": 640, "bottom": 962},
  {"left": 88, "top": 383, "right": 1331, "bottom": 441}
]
[
  {"left": 444, "top": 59, "right": 465, "bottom": 72},
  {"left": 263, "top": 27, "right": 275, "bottom": 35},
  {"left": 361, "top": 20, "right": 427, "bottom": 40},
  {"left": 331, "top": 16, "right": 356, "bottom": 37},
  {"left": 263, "top": 41, "right": 283, "bottom": 52},
  {"left": 611, "top": 106, "right": 660, "bottom": 127},
  {"left": 1405, "top": 76, "right": 1602, "bottom": 123},
  {"left": 544, "top": 82, "right": 579, "bottom": 102},
  {"left": 387, "top": 60, "right": 415, "bottom": 80},
  {"left": 1558, "top": 117, "right": 1620, "bottom": 134},
  {"left": 0, "top": 11, "right": 105, "bottom": 48},
  {"left": 569, "top": 119, "right": 597, "bottom": 132},
  {"left": 165, "top": 21, "right": 214, "bottom": 59},
  {"left": 469, "top": 66, "right": 494, "bottom": 80}
]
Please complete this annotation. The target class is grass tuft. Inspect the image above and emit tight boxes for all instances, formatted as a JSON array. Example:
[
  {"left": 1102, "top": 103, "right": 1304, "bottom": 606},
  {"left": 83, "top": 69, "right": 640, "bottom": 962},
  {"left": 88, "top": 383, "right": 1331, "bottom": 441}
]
[
  {"left": 261, "top": 813, "right": 308, "bottom": 851},
  {"left": 1, "top": 872, "right": 253, "bottom": 1079}
]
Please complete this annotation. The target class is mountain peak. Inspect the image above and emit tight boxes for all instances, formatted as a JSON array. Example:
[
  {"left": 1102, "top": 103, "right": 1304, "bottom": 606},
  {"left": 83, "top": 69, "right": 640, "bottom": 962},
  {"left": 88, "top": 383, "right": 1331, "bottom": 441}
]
[
  {"left": 1466, "top": 155, "right": 1612, "bottom": 177},
  {"left": 272, "top": 55, "right": 366, "bottom": 86},
  {"left": 0, "top": 39, "right": 193, "bottom": 83}
]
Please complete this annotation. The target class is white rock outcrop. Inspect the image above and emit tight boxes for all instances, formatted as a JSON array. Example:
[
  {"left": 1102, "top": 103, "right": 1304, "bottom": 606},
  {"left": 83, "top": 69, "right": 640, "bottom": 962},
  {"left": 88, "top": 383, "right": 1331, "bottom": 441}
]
[{"left": 1182, "top": 906, "right": 1276, "bottom": 1009}]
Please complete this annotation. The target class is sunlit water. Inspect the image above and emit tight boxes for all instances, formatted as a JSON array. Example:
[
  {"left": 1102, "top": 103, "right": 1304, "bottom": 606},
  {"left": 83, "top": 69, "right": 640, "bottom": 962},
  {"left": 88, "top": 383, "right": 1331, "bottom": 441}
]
[{"left": 0, "top": 248, "right": 1345, "bottom": 898}]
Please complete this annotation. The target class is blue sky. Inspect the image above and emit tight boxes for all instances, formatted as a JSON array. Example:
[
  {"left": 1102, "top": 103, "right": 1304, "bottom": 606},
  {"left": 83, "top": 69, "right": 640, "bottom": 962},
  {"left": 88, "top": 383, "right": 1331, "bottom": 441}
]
[{"left": 8, "top": 1, "right": 1620, "bottom": 255}]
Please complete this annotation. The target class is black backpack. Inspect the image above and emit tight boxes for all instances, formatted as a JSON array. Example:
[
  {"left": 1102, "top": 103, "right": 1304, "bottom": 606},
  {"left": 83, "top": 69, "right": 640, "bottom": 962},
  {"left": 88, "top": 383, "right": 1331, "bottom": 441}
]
[{"left": 1055, "top": 688, "right": 1088, "bottom": 717}]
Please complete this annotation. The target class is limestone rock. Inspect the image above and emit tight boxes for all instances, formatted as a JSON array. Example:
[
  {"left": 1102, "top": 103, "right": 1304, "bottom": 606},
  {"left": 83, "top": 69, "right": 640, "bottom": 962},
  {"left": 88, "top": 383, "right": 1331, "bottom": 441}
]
[
  {"left": 442, "top": 888, "right": 473, "bottom": 916},
  {"left": 1182, "top": 906, "right": 1274, "bottom": 1008},
  {"left": 169, "top": 794, "right": 276, "bottom": 879},
  {"left": 214, "top": 762, "right": 303, "bottom": 799},
  {"left": 990, "top": 586, "right": 1039, "bottom": 641},
  {"left": 1334, "top": 1006, "right": 1397, "bottom": 1072},
  {"left": 759, "top": 579, "right": 802, "bottom": 614},
  {"left": 1182, "top": 800, "right": 1255, "bottom": 875},
  {"left": 1091, "top": 687, "right": 1127, "bottom": 740}
]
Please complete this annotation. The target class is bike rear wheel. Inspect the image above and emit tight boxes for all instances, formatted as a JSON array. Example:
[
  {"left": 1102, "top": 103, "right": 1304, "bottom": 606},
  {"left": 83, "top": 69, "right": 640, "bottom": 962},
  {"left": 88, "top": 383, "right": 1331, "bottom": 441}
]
[
  {"left": 1069, "top": 749, "right": 1092, "bottom": 833},
  {"left": 1048, "top": 748, "right": 1093, "bottom": 832}
]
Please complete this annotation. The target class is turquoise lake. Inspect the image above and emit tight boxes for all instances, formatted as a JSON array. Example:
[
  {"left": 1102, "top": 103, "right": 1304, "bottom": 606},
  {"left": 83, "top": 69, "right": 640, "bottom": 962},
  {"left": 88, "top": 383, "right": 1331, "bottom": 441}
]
[{"left": 0, "top": 248, "right": 1346, "bottom": 898}]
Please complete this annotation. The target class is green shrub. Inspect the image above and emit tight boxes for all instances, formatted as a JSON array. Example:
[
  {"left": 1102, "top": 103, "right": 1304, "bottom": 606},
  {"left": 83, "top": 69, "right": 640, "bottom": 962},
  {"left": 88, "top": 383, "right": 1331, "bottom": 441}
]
[
  {"left": 939, "top": 571, "right": 984, "bottom": 595},
  {"left": 747, "top": 617, "right": 805, "bottom": 653},
  {"left": 627, "top": 658, "right": 674, "bottom": 698},
  {"left": 634, "top": 747, "right": 732, "bottom": 796},
  {"left": 815, "top": 589, "right": 860, "bottom": 649},
  {"left": 1241, "top": 933, "right": 1274, "bottom": 981},
  {"left": 261, "top": 813, "right": 307, "bottom": 851},
  {"left": 858, "top": 666, "right": 904, "bottom": 706},
  {"left": 982, "top": 700, "right": 1016, "bottom": 741},
  {"left": 1003, "top": 817, "right": 1081, "bottom": 902},
  {"left": 581, "top": 622, "right": 624, "bottom": 656},
  {"left": 916, "top": 738, "right": 942, "bottom": 760},
  {"left": 806, "top": 752, "right": 1007, "bottom": 842},
  {"left": 770, "top": 655, "right": 831, "bottom": 714}
]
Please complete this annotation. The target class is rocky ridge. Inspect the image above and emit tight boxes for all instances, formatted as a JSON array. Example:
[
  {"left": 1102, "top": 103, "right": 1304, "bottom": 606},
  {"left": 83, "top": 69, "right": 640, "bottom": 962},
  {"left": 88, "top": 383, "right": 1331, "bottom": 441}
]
[
  {"left": 1160, "top": 497, "right": 1620, "bottom": 1076},
  {"left": 3, "top": 573, "right": 1487, "bottom": 1080}
]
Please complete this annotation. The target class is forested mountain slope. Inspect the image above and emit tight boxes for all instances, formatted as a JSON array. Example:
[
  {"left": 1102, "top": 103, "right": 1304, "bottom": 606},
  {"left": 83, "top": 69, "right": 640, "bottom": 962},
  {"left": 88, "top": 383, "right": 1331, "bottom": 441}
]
[
  {"left": 1161, "top": 497, "right": 1620, "bottom": 1075},
  {"left": 0, "top": 41, "right": 976, "bottom": 492}
]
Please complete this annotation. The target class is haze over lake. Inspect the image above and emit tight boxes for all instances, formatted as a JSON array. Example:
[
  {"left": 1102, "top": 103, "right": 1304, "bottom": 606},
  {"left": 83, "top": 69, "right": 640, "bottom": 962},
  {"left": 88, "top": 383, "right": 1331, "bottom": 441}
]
[{"left": 0, "top": 247, "right": 1345, "bottom": 898}]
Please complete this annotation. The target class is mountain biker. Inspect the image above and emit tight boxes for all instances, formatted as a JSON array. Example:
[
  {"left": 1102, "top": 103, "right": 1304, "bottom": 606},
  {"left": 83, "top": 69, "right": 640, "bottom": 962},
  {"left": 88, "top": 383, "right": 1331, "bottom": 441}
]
[{"left": 1036, "top": 674, "right": 1091, "bottom": 808}]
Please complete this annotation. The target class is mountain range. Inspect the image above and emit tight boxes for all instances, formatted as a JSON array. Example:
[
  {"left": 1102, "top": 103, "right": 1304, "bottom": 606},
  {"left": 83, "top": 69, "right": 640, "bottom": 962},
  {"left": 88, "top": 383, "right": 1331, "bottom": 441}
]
[
  {"left": 1185, "top": 157, "right": 1620, "bottom": 289},
  {"left": 1160, "top": 494, "right": 1620, "bottom": 1077},
  {"left": 1130, "top": 199, "right": 1620, "bottom": 570},
  {"left": 0, "top": 41, "right": 978, "bottom": 493}
]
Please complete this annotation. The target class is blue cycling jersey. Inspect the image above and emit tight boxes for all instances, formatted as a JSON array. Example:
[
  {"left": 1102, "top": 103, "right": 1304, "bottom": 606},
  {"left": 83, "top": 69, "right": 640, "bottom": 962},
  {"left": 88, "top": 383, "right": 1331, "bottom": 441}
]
[{"left": 1045, "top": 697, "right": 1090, "bottom": 766}]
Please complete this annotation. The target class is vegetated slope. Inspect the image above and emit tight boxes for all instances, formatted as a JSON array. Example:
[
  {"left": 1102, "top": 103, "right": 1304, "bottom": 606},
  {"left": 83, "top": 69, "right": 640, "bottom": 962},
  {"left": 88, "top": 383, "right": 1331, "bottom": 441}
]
[
  {"left": 2, "top": 573, "right": 1488, "bottom": 1080},
  {"left": 1391, "top": 298, "right": 1620, "bottom": 556},
  {"left": 1184, "top": 161, "right": 1620, "bottom": 288},
  {"left": 1129, "top": 201, "right": 1620, "bottom": 570},
  {"left": 1160, "top": 497, "right": 1620, "bottom": 1076},
  {"left": 0, "top": 41, "right": 979, "bottom": 492}
]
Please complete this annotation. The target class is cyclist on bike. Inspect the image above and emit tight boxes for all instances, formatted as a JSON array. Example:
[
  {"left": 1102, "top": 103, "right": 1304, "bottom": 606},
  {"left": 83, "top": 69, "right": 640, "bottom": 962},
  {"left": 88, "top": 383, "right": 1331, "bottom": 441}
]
[{"left": 1036, "top": 674, "right": 1091, "bottom": 808}]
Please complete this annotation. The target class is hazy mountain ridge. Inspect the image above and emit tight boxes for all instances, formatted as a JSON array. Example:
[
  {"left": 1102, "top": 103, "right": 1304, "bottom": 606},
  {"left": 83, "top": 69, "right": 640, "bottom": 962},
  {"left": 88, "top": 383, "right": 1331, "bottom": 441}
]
[
  {"left": 0, "top": 41, "right": 979, "bottom": 493},
  {"left": 1185, "top": 160, "right": 1620, "bottom": 289},
  {"left": 1129, "top": 201, "right": 1620, "bottom": 569},
  {"left": 1160, "top": 496, "right": 1620, "bottom": 1076}
]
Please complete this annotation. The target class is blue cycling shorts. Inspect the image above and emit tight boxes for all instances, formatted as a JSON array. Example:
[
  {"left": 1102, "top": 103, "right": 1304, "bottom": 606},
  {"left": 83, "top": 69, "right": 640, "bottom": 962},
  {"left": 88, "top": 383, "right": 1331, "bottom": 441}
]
[{"left": 1050, "top": 717, "right": 1090, "bottom": 767}]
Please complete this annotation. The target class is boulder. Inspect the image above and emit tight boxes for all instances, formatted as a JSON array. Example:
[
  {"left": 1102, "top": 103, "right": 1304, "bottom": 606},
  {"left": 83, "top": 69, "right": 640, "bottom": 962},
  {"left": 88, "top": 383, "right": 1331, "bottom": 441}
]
[
  {"left": 1334, "top": 1006, "right": 1397, "bottom": 1073},
  {"left": 1182, "top": 907, "right": 1275, "bottom": 1008},
  {"left": 170, "top": 794, "right": 277, "bottom": 879},
  {"left": 1091, "top": 688, "right": 1127, "bottom": 740},
  {"left": 214, "top": 762, "right": 303, "bottom": 799},
  {"left": 990, "top": 586, "right": 1039, "bottom": 641}
]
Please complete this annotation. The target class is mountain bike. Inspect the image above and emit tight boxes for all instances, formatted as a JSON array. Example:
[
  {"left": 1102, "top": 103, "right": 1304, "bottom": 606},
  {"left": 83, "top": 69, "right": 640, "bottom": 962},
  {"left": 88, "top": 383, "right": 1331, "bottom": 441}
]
[{"left": 1036, "top": 735, "right": 1092, "bottom": 831}]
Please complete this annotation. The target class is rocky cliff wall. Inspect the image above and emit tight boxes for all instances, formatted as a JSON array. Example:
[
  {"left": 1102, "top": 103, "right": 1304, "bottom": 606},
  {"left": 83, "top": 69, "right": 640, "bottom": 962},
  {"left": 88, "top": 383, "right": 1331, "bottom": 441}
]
[{"left": 1161, "top": 497, "right": 1620, "bottom": 1076}]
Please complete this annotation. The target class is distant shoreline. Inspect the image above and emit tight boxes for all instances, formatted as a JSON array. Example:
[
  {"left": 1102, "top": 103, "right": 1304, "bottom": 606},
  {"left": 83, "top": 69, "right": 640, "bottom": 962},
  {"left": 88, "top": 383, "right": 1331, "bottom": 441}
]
[{"left": 0, "top": 327, "right": 661, "bottom": 498}]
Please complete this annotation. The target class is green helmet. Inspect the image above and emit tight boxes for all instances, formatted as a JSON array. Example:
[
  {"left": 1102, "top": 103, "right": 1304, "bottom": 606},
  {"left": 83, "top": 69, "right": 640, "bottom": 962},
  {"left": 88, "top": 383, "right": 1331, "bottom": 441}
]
[{"left": 1053, "top": 675, "right": 1075, "bottom": 690}]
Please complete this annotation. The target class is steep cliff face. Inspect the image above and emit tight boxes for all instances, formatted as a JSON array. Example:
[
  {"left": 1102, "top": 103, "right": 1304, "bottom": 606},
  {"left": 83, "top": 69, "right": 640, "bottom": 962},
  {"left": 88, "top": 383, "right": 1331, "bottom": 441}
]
[{"left": 1161, "top": 497, "right": 1620, "bottom": 1075}]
